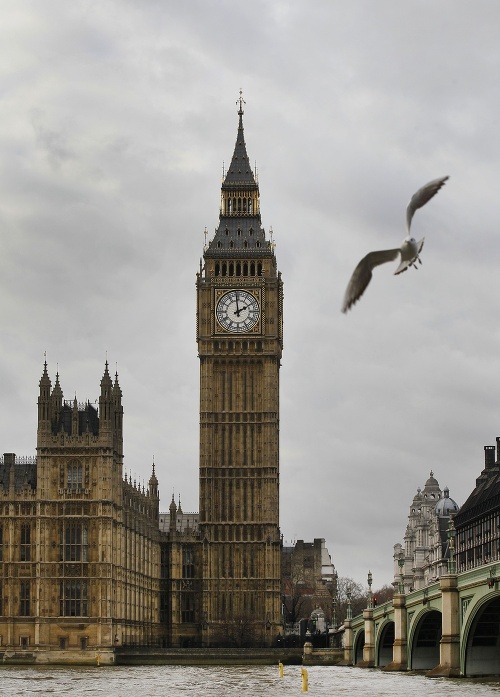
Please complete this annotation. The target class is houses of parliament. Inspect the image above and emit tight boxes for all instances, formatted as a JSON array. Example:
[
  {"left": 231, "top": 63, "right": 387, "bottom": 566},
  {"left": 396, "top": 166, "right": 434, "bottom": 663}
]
[{"left": 0, "top": 99, "right": 284, "bottom": 660}]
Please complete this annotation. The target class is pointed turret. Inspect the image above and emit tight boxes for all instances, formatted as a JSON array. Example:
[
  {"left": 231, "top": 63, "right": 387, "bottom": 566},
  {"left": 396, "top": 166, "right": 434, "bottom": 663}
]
[
  {"left": 148, "top": 460, "right": 159, "bottom": 499},
  {"left": 205, "top": 92, "right": 272, "bottom": 258},
  {"left": 169, "top": 494, "right": 177, "bottom": 534},
  {"left": 38, "top": 361, "right": 52, "bottom": 429},
  {"left": 99, "top": 360, "right": 113, "bottom": 429},
  {"left": 51, "top": 371, "right": 63, "bottom": 420}
]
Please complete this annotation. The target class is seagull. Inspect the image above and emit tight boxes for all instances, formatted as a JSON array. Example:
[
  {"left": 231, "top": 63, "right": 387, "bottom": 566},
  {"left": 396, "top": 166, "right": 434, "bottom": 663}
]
[{"left": 341, "top": 176, "right": 449, "bottom": 313}]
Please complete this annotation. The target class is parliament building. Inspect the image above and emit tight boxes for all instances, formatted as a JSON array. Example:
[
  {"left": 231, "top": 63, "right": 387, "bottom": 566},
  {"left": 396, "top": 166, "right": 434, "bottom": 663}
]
[{"left": 0, "top": 99, "right": 283, "bottom": 660}]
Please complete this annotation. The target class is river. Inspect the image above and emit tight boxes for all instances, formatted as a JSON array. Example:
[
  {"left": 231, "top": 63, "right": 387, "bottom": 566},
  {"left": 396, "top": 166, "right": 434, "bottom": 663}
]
[{"left": 1, "top": 665, "right": 500, "bottom": 696}]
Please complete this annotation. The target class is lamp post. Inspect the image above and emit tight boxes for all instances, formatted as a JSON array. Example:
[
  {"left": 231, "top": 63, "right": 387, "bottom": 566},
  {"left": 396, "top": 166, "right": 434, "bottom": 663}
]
[
  {"left": 367, "top": 570, "right": 373, "bottom": 609},
  {"left": 398, "top": 552, "right": 405, "bottom": 594},
  {"left": 346, "top": 584, "right": 352, "bottom": 620},
  {"left": 447, "top": 518, "right": 456, "bottom": 574}
]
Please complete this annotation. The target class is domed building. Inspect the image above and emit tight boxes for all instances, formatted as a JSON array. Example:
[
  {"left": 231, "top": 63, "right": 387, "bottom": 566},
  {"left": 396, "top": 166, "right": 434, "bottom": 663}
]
[{"left": 393, "top": 472, "right": 459, "bottom": 592}]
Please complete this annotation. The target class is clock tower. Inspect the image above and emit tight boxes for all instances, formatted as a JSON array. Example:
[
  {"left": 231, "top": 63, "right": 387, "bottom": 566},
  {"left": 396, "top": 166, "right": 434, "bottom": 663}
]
[{"left": 197, "top": 96, "right": 283, "bottom": 646}]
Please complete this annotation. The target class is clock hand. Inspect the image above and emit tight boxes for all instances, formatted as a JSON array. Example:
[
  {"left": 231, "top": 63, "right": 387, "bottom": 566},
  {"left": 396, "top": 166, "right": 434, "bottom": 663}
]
[{"left": 234, "top": 292, "right": 241, "bottom": 316}]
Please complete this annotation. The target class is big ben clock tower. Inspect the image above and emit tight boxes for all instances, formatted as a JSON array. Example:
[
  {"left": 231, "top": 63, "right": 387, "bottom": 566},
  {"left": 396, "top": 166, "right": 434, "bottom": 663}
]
[{"left": 197, "top": 95, "right": 283, "bottom": 646}]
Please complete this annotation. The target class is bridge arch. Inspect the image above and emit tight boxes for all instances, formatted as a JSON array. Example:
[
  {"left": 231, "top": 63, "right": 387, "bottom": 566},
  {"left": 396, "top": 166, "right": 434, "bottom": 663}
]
[
  {"left": 354, "top": 629, "right": 365, "bottom": 665},
  {"left": 463, "top": 592, "right": 500, "bottom": 676},
  {"left": 409, "top": 609, "right": 442, "bottom": 670},
  {"left": 376, "top": 620, "right": 395, "bottom": 667}
]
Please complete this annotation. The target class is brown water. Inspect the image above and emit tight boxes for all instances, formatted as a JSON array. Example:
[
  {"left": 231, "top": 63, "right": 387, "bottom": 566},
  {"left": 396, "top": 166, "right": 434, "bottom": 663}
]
[{"left": 0, "top": 664, "right": 499, "bottom": 696}]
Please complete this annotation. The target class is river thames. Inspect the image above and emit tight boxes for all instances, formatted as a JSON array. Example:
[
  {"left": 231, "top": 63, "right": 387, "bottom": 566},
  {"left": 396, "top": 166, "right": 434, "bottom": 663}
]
[{"left": 1, "top": 665, "right": 500, "bottom": 696}]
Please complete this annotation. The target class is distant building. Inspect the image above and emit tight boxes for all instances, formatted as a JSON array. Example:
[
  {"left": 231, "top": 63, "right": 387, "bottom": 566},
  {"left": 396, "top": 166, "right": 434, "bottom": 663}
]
[
  {"left": 454, "top": 442, "right": 500, "bottom": 572},
  {"left": 393, "top": 471, "right": 459, "bottom": 592},
  {"left": 282, "top": 538, "right": 337, "bottom": 629}
]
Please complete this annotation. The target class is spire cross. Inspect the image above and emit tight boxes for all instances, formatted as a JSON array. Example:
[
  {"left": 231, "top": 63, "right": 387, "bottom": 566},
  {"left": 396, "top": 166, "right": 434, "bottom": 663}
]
[{"left": 237, "top": 89, "right": 245, "bottom": 115}]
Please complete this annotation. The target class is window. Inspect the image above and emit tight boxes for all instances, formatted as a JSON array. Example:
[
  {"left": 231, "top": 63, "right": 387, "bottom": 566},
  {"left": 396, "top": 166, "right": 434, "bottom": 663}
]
[
  {"left": 20, "top": 581, "right": 31, "bottom": 616},
  {"left": 20, "top": 636, "right": 29, "bottom": 649},
  {"left": 59, "top": 637, "right": 68, "bottom": 649},
  {"left": 80, "top": 637, "right": 88, "bottom": 650},
  {"left": 20, "top": 525, "right": 31, "bottom": 562},
  {"left": 60, "top": 522, "right": 88, "bottom": 562},
  {"left": 181, "top": 593, "right": 195, "bottom": 623},
  {"left": 67, "top": 461, "right": 83, "bottom": 491},
  {"left": 60, "top": 580, "right": 88, "bottom": 617},
  {"left": 0, "top": 524, "right": 3, "bottom": 561},
  {"left": 182, "top": 549, "right": 195, "bottom": 578}
]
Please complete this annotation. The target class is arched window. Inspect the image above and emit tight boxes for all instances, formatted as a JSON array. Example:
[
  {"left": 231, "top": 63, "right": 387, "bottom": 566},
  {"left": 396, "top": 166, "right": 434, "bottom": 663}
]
[
  {"left": 229, "top": 262, "right": 234, "bottom": 275},
  {"left": 228, "top": 199, "right": 232, "bottom": 213},
  {"left": 67, "top": 461, "right": 83, "bottom": 491},
  {"left": 248, "top": 199, "right": 253, "bottom": 214},
  {"left": 236, "top": 263, "right": 241, "bottom": 276}
]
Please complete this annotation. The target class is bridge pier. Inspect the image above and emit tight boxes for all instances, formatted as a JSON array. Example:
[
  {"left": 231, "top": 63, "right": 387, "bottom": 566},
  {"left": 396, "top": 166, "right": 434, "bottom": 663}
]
[
  {"left": 427, "top": 574, "right": 460, "bottom": 678},
  {"left": 357, "top": 608, "right": 375, "bottom": 667},
  {"left": 343, "top": 619, "right": 353, "bottom": 665},
  {"left": 383, "top": 593, "right": 407, "bottom": 672}
]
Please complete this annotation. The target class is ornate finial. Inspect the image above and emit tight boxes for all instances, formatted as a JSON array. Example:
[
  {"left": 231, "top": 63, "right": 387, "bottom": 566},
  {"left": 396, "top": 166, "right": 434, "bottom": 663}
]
[
  {"left": 203, "top": 226, "right": 208, "bottom": 252},
  {"left": 237, "top": 88, "right": 245, "bottom": 115},
  {"left": 269, "top": 226, "right": 275, "bottom": 251}
]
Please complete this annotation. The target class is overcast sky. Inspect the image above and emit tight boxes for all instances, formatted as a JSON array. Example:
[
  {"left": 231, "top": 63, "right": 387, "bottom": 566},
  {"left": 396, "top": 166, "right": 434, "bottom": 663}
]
[{"left": 2, "top": 0, "right": 500, "bottom": 589}]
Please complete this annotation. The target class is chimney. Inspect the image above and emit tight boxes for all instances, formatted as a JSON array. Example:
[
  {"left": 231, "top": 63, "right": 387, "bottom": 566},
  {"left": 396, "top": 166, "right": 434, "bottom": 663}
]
[{"left": 485, "top": 445, "right": 496, "bottom": 469}]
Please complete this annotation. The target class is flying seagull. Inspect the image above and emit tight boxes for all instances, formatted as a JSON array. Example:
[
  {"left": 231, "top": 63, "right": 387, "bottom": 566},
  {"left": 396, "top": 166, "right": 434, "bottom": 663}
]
[{"left": 341, "top": 176, "right": 449, "bottom": 314}]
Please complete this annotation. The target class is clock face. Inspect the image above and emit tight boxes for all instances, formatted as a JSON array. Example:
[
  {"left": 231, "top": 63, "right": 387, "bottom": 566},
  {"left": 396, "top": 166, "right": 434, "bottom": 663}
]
[{"left": 216, "top": 290, "right": 260, "bottom": 333}]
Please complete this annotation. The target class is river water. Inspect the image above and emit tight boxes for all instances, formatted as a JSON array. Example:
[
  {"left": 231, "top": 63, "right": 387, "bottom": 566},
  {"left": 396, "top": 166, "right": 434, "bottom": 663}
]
[{"left": 1, "top": 665, "right": 500, "bottom": 697}]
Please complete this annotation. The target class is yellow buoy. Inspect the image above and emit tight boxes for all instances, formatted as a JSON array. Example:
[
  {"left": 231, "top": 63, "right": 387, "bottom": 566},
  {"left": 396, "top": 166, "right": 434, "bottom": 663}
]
[
  {"left": 301, "top": 666, "right": 308, "bottom": 692},
  {"left": 278, "top": 661, "right": 284, "bottom": 677}
]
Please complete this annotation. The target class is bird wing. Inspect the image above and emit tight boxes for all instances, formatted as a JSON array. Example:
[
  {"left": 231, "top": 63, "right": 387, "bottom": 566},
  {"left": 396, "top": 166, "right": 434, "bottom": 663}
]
[
  {"left": 342, "top": 248, "right": 400, "bottom": 313},
  {"left": 406, "top": 176, "right": 449, "bottom": 231}
]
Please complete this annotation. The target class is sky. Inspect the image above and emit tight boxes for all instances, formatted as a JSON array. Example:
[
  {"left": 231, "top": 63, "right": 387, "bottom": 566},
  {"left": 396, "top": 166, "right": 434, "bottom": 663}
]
[{"left": 2, "top": 0, "right": 500, "bottom": 590}]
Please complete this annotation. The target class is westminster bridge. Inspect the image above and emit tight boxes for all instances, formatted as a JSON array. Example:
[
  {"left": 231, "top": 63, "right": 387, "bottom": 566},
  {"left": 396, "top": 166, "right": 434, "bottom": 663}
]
[{"left": 344, "top": 562, "right": 500, "bottom": 677}]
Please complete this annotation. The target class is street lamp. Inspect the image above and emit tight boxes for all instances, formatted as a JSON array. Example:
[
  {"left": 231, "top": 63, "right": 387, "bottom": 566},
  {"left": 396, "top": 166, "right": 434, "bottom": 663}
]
[
  {"left": 346, "top": 584, "right": 352, "bottom": 620},
  {"left": 398, "top": 552, "right": 405, "bottom": 594},
  {"left": 367, "top": 570, "right": 373, "bottom": 609}
]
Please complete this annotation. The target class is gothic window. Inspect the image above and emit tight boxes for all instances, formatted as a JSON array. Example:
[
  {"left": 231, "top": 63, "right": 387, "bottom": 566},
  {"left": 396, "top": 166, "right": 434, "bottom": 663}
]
[
  {"left": 181, "top": 593, "right": 195, "bottom": 623},
  {"left": 0, "top": 524, "right": 3, "bottom": 562},
  {"left": 248, "top": 199, "right": 253, "bottom": 214},
  {"left": 19, "top": 580, "right": 31, "bottom": 616},
  {"left": 67, "top": 461, "right": 83, "bottom": 491},
  {"left": 20, "top": 524, "right": 31, "bottom": 562},
  {"left": 228, "top": 199, "right": 232, "bottom": 213},
  {"left": 60, "top": 580, "right": 88, "bottom": 617},
  {"left": 59, "top": 522, "right": 88, "bottom": 562}
]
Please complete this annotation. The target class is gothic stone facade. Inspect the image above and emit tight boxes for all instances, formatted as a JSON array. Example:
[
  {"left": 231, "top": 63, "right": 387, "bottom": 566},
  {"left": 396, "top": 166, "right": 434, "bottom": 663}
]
[
  {"left": 195, "top": 102, "right": 283, "bottom": 647},
  {"left": 0, "top": 363, "right": 163, "bottom": 661}
]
